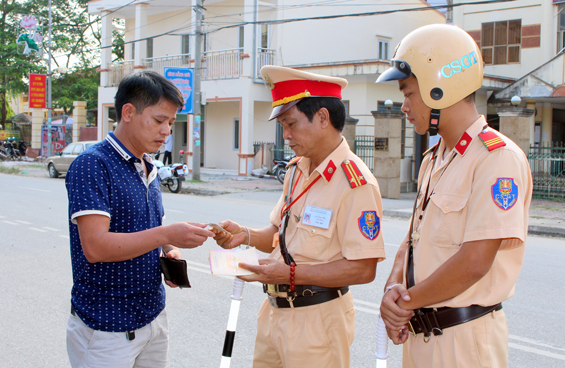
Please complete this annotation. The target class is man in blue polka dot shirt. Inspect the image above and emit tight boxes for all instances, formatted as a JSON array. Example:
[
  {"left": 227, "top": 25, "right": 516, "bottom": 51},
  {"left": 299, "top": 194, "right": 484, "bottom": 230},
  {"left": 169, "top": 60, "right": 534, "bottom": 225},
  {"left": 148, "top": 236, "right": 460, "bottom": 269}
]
[{"left": 65, "top": 71, "right": 215, "bottom": 368}]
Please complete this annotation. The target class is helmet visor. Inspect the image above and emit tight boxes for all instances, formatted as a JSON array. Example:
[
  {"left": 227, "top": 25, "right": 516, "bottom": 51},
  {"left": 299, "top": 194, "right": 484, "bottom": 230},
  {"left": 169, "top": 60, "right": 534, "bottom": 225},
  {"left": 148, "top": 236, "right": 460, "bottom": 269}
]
[{"left": 376, "top": 59, "right": 412, "bottom": 83}]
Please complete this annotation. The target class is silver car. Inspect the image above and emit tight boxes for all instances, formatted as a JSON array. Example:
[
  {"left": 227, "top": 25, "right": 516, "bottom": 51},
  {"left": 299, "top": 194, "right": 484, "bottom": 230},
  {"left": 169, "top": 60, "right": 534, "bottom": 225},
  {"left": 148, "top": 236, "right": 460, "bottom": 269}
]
[{"left": 46, "top": 141, "right": 98, "bottom": 178}]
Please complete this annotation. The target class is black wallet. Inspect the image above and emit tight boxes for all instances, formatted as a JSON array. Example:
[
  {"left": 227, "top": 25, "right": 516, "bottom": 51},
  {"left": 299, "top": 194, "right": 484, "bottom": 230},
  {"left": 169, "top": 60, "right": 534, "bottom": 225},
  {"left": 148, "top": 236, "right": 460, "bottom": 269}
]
[{"left": 160, "top": 257, "right": 191, "bottom": 288}]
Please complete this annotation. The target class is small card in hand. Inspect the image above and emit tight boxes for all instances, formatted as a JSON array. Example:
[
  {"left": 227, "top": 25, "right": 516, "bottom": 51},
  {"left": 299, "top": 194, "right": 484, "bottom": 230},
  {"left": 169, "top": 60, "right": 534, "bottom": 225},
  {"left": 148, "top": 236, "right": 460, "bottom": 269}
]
[{"left": 160, "top": 257, "right": 191, "bottom": 288}]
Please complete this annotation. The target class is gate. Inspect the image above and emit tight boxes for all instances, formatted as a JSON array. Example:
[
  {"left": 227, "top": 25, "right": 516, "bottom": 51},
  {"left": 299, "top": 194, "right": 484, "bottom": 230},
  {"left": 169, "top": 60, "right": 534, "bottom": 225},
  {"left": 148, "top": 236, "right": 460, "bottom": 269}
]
[
  {"left": 355, "top": 135, "right": 374, "bottom": 172},
  {"left": 528, "top": 143, "right": 565, "bottom": 199}
]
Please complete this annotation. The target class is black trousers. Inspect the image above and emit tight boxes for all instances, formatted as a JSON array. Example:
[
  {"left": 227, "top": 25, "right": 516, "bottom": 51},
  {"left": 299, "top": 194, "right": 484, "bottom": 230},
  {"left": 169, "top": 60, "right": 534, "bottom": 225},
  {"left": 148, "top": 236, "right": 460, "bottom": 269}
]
[{"left": 163, "top": 151, "right": 172, "bottom": 165}]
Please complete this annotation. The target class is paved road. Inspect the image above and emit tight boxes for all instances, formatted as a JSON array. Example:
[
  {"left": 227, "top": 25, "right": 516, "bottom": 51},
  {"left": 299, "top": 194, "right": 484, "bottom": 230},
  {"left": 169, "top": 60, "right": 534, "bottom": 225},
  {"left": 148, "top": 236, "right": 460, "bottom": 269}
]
[{"left": 0, "top": 173, "right": 563, "bottom": 367}]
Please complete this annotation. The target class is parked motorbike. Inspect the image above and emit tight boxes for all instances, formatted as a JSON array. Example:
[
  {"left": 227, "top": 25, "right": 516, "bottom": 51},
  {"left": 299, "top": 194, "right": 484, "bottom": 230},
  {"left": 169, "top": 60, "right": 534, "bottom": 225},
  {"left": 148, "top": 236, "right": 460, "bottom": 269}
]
[
  {"left": 153, "top": 149, "right": 189, "bottom": 193},
  {"left": 272, "top": 155, "right": 295, "bottom": 184},
  {"left": 1, "top": 140, "right": 21, "bottom": 161}
]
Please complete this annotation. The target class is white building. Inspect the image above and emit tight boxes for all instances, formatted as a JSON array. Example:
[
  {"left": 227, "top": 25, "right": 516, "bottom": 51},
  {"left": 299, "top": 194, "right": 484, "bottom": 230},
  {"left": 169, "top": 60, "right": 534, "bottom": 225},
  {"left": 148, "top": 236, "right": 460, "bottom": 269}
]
[
  {"left": 453, "top": 0, "right": 565, "bottom": 146},
  {"left": 89, "top": 0, "right": 446, "bottom": 177}
]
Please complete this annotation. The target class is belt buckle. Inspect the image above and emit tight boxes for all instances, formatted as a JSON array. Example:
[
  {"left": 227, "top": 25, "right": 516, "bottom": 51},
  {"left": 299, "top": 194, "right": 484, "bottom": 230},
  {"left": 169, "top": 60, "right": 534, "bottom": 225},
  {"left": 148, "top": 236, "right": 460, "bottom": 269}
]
[{"left": 266, "top": 284, "right": 279, "bottom": 294}]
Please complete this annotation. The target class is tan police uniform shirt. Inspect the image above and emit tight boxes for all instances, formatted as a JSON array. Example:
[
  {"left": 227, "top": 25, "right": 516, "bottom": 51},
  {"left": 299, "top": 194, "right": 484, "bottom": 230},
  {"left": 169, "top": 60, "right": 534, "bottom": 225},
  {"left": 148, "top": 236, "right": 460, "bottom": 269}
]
[
  {"left": 407, "top": 116, "right": 533, "bottom": 308},
  {"left": 269, "top": 138, "right": 386, "bottom": 266}
]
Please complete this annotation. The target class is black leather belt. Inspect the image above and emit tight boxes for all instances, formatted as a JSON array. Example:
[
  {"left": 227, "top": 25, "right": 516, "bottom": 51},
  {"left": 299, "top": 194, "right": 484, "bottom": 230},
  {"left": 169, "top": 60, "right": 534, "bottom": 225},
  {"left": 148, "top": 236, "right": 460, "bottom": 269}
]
[
  {"left": 71, "top": 305, "right": 136, "bottom": 341},
  {"left": 263, "top": 283, "right": 344, "bottom": 296},
  {"left": 266, "top": 287, "right": 349, "bottom": 308},
  {"left": 408, "top": 303, "right": 503, "bottom": 337}
]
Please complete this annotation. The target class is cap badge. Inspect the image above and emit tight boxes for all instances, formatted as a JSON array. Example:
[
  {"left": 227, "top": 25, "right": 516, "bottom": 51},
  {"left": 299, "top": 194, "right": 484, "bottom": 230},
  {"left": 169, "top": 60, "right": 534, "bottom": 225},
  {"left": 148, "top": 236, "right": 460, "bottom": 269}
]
[{"left": 264, "top": 75, "right": 275, "bottom": 90}]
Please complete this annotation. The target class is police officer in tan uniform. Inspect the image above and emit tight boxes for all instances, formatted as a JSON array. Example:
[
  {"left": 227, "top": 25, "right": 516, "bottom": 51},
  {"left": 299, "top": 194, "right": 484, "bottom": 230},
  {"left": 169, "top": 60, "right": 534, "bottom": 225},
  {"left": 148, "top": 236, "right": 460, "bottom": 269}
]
[
  {"left": 214, "top": 65, "right": 386, "bottom": 368},
  {"left": 375, "top": 24, "right": 533, "bottom": 368}
]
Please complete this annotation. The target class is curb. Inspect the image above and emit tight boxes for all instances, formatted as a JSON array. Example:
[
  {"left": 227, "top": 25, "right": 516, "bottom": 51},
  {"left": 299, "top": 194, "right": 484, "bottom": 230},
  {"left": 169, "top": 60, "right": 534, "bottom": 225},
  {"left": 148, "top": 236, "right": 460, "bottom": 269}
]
[
  {"left": 382, "top": 210, "right": 565, "bottom": 239},
  {"left": 527, "top": 225, "right": 565, "bottom": 239}
]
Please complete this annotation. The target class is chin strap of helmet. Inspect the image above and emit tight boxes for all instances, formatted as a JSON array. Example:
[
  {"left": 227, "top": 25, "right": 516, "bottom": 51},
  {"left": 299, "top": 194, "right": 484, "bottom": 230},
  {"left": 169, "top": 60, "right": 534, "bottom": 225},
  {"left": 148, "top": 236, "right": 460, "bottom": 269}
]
[{"left": 428, "top": 109, "right": 440, "bottom": 136}]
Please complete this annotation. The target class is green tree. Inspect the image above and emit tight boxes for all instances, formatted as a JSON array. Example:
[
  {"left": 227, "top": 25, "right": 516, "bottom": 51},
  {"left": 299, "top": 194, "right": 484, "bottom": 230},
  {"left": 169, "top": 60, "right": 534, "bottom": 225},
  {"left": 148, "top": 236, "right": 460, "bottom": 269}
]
[
  {"left": 51, "top": 66, "right": 99, "bottom": 114},
  {"left": 0, "top": 0, "right": 102, "bottom": 126}
]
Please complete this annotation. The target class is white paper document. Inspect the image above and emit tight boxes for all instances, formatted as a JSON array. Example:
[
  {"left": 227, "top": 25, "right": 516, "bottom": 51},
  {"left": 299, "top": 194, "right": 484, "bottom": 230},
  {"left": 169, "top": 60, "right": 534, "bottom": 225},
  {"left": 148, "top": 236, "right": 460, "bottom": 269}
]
[{"left": 209, "top": 247, "right": 260, "bottom": 276}]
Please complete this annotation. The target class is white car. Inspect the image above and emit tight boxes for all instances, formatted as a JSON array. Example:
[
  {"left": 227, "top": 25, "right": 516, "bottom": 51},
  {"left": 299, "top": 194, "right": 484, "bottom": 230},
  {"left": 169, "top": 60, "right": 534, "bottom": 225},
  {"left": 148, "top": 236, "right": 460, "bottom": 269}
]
[{"left": 46, "top": 141, "right": 98, "bottom": 178}]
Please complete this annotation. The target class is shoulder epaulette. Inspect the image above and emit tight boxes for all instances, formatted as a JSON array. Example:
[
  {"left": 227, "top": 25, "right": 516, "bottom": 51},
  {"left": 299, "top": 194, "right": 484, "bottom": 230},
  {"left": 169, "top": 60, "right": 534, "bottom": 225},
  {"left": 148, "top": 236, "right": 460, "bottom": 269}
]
[
  {"left": 423, "top": 143, "right": 439, "bottom": 157},
  {"left": 478, "top": 130, "right": 506, "bottom": 151},
  {"left": 286, "top": 156, "right": 301, "bottom": 168},
  {"left": 341, "top": 159, "right": 367, "bottom": 189}
]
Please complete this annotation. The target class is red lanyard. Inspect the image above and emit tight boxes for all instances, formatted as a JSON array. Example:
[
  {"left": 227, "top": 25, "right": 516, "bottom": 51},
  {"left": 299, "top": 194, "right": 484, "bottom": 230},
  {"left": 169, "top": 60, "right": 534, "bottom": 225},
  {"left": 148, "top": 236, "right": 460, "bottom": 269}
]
[{"left": 280, "top": 170, "right": 322, "bottom": 220}]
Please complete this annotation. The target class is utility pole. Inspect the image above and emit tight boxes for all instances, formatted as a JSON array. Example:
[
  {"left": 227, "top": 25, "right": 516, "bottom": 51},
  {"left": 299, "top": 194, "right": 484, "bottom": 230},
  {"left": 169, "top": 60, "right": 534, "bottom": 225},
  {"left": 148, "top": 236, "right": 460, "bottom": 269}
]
[
  {"left": 446, "top": 0, "right": 453, "bottom": 24},
  {"left": 192, "top": 0, "right": 204, "bottom": 180},
  {"left": 46, "top": 0, "right": 53, "bottom": 157}
]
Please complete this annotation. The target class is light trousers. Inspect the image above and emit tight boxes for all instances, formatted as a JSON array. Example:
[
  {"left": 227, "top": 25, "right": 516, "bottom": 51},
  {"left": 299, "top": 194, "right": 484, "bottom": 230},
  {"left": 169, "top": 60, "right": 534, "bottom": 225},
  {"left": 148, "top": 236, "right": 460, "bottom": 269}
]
[{"left": 67, "top": 309, "right": 169, "bottom": 368}]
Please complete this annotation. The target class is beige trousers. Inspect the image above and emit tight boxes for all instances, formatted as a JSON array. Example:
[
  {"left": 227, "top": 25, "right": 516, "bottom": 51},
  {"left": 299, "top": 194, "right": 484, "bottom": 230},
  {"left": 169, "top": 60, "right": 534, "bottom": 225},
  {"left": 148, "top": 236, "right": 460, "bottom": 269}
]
[
  {"left": 67, "top": 309, "right": 169, "bottom": 368},
  {"left": 403, "top": 309, "right": 508, "bottom": 368},
  {"left": 253, "top": 291, "right": 356, "bottom": 368}
]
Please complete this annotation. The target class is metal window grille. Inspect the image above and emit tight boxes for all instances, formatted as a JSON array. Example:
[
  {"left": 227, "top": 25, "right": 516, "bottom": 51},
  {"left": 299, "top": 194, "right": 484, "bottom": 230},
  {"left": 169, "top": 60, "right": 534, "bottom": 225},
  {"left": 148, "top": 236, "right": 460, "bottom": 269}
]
[
  {"left": 528, "top": 143, "right": 565, "bottom": 199},
  {"left": 354, "top": 136, "right": 375, "bottom": 172}
]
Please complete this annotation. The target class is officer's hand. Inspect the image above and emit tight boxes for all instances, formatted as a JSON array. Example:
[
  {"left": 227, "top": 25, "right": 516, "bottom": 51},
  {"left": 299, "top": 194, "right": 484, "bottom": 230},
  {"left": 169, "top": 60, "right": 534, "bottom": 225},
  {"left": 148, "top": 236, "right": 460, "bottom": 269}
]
[
  {"left": 386, "top": 326, "right": 410, "bottom": 345},
  {"left": 212, "top": 220, "right": 246, "bottom": 249},
  {"left": 380, "top": 285, "right": 414, "bottom": 330},
  {"left": 237, "top": 258, "right": 289, "bottom": 284},
  {"left": 163, "top": 248, "right": 182, "bottom": 289},
  {"left": 166, "top": 222, "right": 215, "bottom": 249}
]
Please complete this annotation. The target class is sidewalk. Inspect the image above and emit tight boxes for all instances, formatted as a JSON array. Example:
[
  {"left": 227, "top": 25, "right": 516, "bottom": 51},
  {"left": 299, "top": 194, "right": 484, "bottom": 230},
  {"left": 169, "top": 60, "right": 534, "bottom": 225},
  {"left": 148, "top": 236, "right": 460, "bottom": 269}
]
[
  {"left": 3, "top": 161, "right": 564, "bottom": 238},
  {"left": 181, "top": 171, "right": 565, "bottom": 239}
]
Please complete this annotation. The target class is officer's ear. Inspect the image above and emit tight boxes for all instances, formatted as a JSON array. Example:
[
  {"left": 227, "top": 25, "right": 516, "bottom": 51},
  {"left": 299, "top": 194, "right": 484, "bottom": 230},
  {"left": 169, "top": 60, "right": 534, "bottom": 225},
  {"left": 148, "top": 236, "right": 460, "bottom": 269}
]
[{"left": 316, "top": 108, "right": 330, "bottom": 128}]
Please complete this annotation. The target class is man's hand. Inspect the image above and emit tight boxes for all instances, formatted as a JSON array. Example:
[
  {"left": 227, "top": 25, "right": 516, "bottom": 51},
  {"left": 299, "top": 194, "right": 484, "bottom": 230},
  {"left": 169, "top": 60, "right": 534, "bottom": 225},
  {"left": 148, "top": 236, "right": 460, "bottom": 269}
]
[
  {"left": 386, "top": 325, "right": 410, "bottom": 345},
  {"left": 380, "top": 284, "right": 414, "bottom": 331},
  {"left": 163, "top": 247, "right": 182, "bottom": 289},
  {"left": 166, "top": 222, "right": 214, "bottom": 249},
  {"left": 212, "top": 220, "right": 247, "bottom": 249},
  {"left": 238, "top": 258, "right": 290, "bottom": 284}
]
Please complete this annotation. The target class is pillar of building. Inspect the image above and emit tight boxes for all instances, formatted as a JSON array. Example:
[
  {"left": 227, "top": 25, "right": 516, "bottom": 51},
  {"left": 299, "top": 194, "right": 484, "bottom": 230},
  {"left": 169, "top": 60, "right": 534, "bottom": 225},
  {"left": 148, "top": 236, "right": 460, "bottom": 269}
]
[
  {"left": 342, "top": 116, "right": 359, "bottom": 152},
  {"left": 238, "top": 96, "right": 254, "bottom": 176},
  {"left": 243, "top": 0, "right": 255, "bottom": 78},
  {"left": 134, "top": 3, "right": 148, "bottom": 69},
  {"left": 526, "top": 101, "right": 536, "bottom": 147},
  {"left": 541, "top": 103, "right": 553, "bottom": 146},
  {"left": 372, "top": 110, "right": 404, "bottom": 199},
  {"left": 72, "top": 101, "right": 88, "bottom": 143},
  {"left": 100, "top": 10, "right": 112, "bottom": 87},
  {"left": 30, "top": 108, "right": 44, "bottom": 150},
  {"left": 497, "top": 107, "right": 535, "bottom": 155}
]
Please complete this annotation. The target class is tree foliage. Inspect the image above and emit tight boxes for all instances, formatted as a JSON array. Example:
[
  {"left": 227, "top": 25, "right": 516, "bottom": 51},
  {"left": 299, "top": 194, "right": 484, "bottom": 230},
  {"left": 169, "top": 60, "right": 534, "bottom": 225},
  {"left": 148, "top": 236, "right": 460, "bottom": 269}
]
[
  {"left": 0, "top": 0, "right": 105, "bottom": 124},
  {"left": 52, "top": 67, "right": 99, "bottom": 114}
]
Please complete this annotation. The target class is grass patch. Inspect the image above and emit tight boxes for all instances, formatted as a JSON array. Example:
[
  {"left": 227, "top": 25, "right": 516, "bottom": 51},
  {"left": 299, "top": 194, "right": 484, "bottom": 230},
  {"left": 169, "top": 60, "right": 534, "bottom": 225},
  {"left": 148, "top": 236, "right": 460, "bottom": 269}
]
[
  {"left": 0, "top": 165, "right": 20, "bottom": 174},
  {"left": 530, "top": 216, "right": 545, "bottom": 219},
  {"left": 187, "top": 180, "right": 205, "bottom": 183}
]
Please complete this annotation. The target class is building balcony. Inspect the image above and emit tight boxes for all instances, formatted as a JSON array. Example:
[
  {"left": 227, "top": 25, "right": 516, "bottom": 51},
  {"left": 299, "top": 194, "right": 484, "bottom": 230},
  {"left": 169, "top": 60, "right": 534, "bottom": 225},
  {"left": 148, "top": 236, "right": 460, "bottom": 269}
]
[{"left": 104, "top": 48, "right": 277, "bottom": 87}]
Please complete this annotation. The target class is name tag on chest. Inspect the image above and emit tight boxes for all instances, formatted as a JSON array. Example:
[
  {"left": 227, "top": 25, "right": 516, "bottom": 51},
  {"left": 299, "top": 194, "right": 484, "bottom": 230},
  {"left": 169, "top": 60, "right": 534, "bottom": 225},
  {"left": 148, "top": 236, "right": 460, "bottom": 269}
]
[{"left": 302, "top": 205, "right": 333, "bottom": 229}]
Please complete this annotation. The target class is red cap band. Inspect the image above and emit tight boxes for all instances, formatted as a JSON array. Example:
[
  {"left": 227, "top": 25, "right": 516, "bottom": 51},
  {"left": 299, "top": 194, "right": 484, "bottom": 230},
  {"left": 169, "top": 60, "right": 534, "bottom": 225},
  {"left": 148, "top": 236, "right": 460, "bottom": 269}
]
[{"left": 272, "top": 80, "right": 342, "bottom": 107}]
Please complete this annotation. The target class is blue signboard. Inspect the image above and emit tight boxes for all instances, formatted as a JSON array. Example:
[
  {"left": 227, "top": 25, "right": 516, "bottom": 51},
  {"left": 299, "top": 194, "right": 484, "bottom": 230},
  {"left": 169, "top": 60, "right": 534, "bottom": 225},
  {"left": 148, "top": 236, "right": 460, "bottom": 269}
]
[{"left": 164, "top": 67, "right": 194, "bottom": 114}]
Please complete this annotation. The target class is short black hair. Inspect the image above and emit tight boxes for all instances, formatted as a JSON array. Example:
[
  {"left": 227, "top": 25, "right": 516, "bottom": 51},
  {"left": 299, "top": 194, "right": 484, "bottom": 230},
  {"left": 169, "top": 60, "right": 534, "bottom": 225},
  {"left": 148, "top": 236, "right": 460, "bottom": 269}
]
[
  {"left": 295, "top": 97, "right": 346, "bottom": 131},
  {"left": 114, "top": 71, "right": 184, "bottom": 122}
]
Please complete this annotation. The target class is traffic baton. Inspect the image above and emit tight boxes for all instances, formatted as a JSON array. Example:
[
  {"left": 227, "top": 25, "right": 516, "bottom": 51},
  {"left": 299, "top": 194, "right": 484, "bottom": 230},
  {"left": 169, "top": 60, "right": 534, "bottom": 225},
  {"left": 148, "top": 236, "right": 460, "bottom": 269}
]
[
  {"left": 220, "top": 277, "right": 245, "bottom": 368},
  {"left": 375, "top": 314, "right": 389, "bottom": 368}
]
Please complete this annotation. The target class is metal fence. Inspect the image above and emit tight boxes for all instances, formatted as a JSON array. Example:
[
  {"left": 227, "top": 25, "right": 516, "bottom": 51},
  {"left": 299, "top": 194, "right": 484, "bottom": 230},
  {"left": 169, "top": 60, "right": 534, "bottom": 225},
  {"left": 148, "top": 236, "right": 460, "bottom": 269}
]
[
  {"left": 271, "top": 144, "right": 294, "bottom": 159},
  {"left": 528, "top": 143, "right": 565, "bottom": 199},
  {"left": 355, "top": 135, "right": 374, "bottom": 172}
]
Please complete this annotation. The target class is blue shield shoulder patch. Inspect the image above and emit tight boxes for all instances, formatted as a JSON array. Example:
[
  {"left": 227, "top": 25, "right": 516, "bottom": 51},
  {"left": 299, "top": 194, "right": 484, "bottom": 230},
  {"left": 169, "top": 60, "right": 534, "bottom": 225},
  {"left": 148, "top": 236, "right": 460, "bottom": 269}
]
[
  {"left": 358, "top": 211, "right": 380, "bottom": 240},
  {"left": 491, "top": 178, "right": 518, "bottom": 211}
]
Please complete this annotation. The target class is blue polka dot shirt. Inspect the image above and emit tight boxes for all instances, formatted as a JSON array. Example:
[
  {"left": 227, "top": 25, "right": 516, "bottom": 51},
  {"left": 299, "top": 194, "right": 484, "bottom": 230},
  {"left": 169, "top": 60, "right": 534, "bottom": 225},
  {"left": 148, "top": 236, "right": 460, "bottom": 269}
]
[{"left": 65, "top": 132, "right": 166, "bottom": 332}]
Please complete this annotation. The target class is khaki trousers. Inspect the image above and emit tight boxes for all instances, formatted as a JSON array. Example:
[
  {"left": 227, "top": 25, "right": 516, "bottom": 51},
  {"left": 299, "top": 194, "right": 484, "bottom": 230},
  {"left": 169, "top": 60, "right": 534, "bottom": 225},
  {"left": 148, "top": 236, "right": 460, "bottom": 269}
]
[
  {"left": 67, "top": 309, "right": 169, "bottom": 368},
  {"left": 253, "top": 291, "right": 355, "bottom": 368},
  {"left": 403, "top": 309, "right": 508, "bottom": 368}
]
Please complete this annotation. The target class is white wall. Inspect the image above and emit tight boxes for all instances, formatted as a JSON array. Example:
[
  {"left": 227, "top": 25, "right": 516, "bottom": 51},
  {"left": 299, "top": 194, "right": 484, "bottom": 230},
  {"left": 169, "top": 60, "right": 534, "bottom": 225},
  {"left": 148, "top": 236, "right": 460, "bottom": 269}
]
[
  {"left": 276, "top": 0, "right": 444, "bottom": 66},
  {"left": 204, "top": 100, "right": 240, "bottom": 169},
  {"left": 253, "top": 101, "right": 276, "bottom": 143},
  {"left": 454, "top": 0, "right": 550, "bottom": 79}
]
